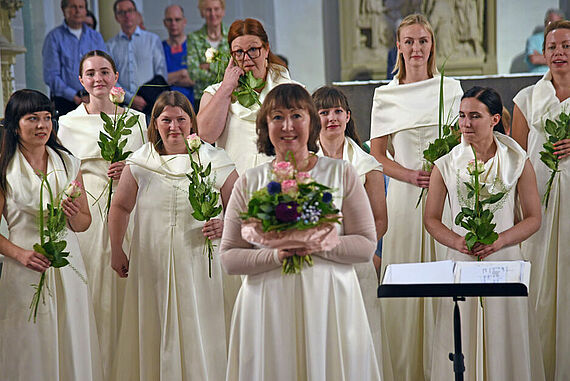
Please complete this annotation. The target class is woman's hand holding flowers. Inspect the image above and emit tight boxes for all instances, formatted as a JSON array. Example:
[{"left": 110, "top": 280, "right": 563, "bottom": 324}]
[
  {"left": 108, "top": 161, "right": 126, "bottom": 180},
  {"left": 202, "top": 218, "right": 224, "bottom": 240},
  {"left": 17, "top": 249, "right": 51, "bottom": 273},
  {"left": 553, "top": 138, "right": 570, "bottom": 159},
  {"left": 409, "top": 169, "right": 431, "bottom": 188}
]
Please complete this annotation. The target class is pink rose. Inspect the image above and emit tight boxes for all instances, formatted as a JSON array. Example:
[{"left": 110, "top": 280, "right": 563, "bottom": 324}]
[
  {"left": 64, "top": 180, "right": 82, "bottom": 200},
  {"left": 295, "top": 171, "right": 312, "bottom": 184},
  {"left": 273, "top": 161, "right": 294, "bottom": 181},
  {"left": 186, "top": 133, "right": 201, "bottom": 150},
  {"left": 109, "top": 87, "right": 125, "bottom": 104},
  {"left": 281, "top": 179, "right": 298, "bottom": 195}
]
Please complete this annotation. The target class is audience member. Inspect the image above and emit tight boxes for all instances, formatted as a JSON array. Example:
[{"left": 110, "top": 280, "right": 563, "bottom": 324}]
[
  {"left": 106, "top": 0, "right": 168, "bottom": 114},
  {"left": 42, "top": 0, "right": 106, "bottom": 116},
  {"left": 162, "top": 5, "right": 195, "bottom": 107},
  {"left": 187, "top": 0, "right": 230, "bottom": 106},
  {"left": 525, "top": 8, "right": 564, "bottom": 73},
  {"left": 85, "top": 9, "right": 97, "bottom": 30}
]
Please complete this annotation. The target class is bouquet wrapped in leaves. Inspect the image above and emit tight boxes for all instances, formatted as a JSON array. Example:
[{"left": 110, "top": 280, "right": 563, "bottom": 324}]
[
  {"left": 204, "top": 47, "right": 265, "bottom": 108},
  {"left": 539, "top": 111, "right": 570, "bottom": 208},
  {"left": 29, "top": 176, "right": 85, "bottom": 323},
  {"left": 454, "top": 146, "right": 506, "bottom": 253},
  {"left": 184, "top": 134, "right": 222, "bottom": 278},
  {"left": 240, "top": 160, "right": 342, "bottom": 274}
]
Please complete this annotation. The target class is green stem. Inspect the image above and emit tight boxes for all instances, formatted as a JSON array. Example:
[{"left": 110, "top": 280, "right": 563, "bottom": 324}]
[
  {"left": 106, "top": 178, "right": 113, "bottom": 218},
  {"left": 29, "top": 272, "right": 46, "bottom": 323}
]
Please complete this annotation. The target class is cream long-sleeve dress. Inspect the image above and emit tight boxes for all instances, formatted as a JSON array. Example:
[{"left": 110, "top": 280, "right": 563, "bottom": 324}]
[
  {"left": 112, "top": 142, "right": 235, "bottom": 381},
  {"left": 0, "top": 147, "right": 103, "bottom": 380},
  {"left": 370, "top": 75, "right": 463, "bottom": 381},
  {"left": 317, "top": 137, "right": 393, "bottom": 381},
  {"left": 58, "top": 104, "right": 146, "bottom": 379},
  {"left": 431, "top": 133, "right": 545, "bottom": 381},
  {"left": 513, "top": 71, "right": 570, "bottom": 381},
  {"left": 221, "top": 157, "right": 381, "bottom": 381},
  {"left": 203, "top": 65, "right": 295, "bottom": 175}
]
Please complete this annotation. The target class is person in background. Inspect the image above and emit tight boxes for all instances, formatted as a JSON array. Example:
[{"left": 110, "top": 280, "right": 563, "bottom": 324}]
[
  {"left": 162, "top": 5, "right": 195, "bottom": 107},
  {"left": 106, "top": 0, "right": 168, "bottom": 114},
  {"left": 186, "top": 0, "right": 230, "bottom": 107},
  {"left": 425, "top": 86, "right": 544, "bottom": 381},
  {"left": 525, "top": 8, "right": 564, "bottom": 73},
  {"left": 369, "top": 13, "right": 463, "bottom": 380},
  {"left": 57, "top": 49, "right": 147, "bottom": 379},
  {"left": 197, "top": 18, "right": 293, "bottom": 175},
  {"left": 85, "top": 9, "right": 97, "bottom": 30},
  {"left": 42, "top": 0, "right": 106, "bottom": 116},
  {"left": 513, "top": 19, "right": 570, "bottom": 380},
  {"left": 313, "top": 86, "right": 392, "bottom": 380}
]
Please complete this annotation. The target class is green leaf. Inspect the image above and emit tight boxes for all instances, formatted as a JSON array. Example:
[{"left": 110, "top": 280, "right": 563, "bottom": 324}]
[
  {"left": 125, "top": 115, "right": 138, "bottom": 128},
  {"left": 465, "top": 232, "right": 477, "bottom": 250},
  {"left": 481, "top": 192, "right": 505, "bottom": 205},
  {"left": 100, "top": 111, "right": 113, "bottom": 126}
]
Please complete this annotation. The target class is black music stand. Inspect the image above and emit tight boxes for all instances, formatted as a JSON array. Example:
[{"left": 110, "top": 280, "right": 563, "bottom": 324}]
[{"left": 377, "top": 283, "right": 528, "bottom": 381}]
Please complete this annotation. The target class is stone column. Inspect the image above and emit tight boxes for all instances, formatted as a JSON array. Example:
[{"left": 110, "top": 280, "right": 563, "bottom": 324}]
[{"left": 0, "top": 0, "right": 26, "bottom": 108}]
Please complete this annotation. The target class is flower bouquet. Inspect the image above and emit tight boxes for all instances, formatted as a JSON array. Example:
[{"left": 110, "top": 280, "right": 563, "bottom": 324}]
[
  {"left": 184, "top": 134, "right": 222, "bottom": 278},
  {"left": 454, "top": 146, "right": 506, "bottom": 253},
  {"left": 96, "top": 87, "right": 144, "bottom": 217},
  {"left": 240, "top": 160, "right": 342, "bottom": 274},
  {"left": 205, "top": 47, "right": 265, "bottom": 108},
  {"left": 29, "top": 175, "right": 85, "bottom": 323},
  {"left": 539, "top": 110, "right": 570, "bottom": 208},
  {"left": 417, "top": 65, "right": 460, "bottom": 207}
]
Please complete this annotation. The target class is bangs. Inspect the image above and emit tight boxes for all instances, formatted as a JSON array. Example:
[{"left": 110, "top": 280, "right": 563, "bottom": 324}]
[
  {"left": 265, "top": 85, "right": 312, "bottom": 113},
  {"left": 7, "top": 90, "right": 53, "bottom": 124}
]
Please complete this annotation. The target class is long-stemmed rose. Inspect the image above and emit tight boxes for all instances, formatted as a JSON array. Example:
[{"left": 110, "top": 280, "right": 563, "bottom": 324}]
[{"left": 184, "top": 134, "right": 223, "bottom": 278}]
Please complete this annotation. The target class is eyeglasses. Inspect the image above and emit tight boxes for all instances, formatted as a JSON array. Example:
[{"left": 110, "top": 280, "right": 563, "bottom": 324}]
[
  {"left": 231, "top": 46, "right": 262, "bottom": 61},
  {"left": 116, "top": 8, "right": 136, "bottom": 17}
]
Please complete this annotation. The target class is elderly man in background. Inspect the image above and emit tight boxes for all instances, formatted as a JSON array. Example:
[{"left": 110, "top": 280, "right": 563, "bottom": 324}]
[
  {"left": 42, "top": 0, "right": 107, "bottom": 116},
  {"left": 106, "top": 0, "right": 167, "bottom": 114},
  {"left": 162, "top": 5, "right": 195, "bottom": 107},
  {"left": 525, "top": 8, "right": 565, "bottom": 73}
]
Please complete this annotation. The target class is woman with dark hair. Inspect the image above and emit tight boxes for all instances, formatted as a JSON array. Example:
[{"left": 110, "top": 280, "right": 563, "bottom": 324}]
[
  {"left": 58, "top": 49, "right": 147, "bottom": 378},
  {"left": 0, "top": 89, "right": 102, "bottom": 379},
  {"left": 220, "top": 83, "right": 381, "bottom": 380},
  {"left": 425, "top": 87, "right": 545, "bottom": 380},
  {"left": 109, "top": 91, "right": 238, "bottom": 380},
  {"left": 369, "top": 13, "right": 463, "bottom": 380},
  {"left": 513, "top": 20, "right": 570, "bottom": 380},
  {"left": 197, "top": 18, "right": 294, "bottom": 175},
  {"left": 312, "top": 86, "right": 391, "bottom": 379}
]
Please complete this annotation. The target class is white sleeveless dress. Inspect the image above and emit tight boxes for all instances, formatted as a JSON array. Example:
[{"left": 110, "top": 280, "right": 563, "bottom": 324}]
[
  {"left": 430, "top": 133, "right": 545, "bottom": 381},
  {"left": 0, "top": 147, "right": 102, "bottom": 380}
]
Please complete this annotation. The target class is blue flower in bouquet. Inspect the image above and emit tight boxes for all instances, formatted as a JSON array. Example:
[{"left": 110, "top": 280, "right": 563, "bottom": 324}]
[
  {"left": 322, "top": 192, "right": 332, "bottom": 203},
  {"left": 267, "top": 181, "right": 282, "bottom": 195},
  {"left": 275, "top": 201, "right": 300, "bottom": 223}
]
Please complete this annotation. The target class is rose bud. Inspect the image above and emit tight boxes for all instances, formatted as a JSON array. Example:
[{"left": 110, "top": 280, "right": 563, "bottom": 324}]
[{"left": 109, "top": 86, "right": 125, "bottom": 104}]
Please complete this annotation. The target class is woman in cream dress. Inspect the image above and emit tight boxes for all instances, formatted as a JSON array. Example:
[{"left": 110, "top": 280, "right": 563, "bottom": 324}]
[
  {"left": 0, "top": 89, "right": 102, "bottom": 380},
  {"left": 312, "top": 86, "right": 392, "bottom": 381},
  {"left": 197, "top": 18, "right": 294, "bottom": 175},
  {"left": 58, "top": 50, "right": 146, "bottom": 379},
  {"left": 425, "top": 86, "right": 545, "bottom": 380},
  {"left": 109, "top": 91, "right": 238, "bottom": 380},
  {"left": 221, "top": 84, "right": 381, "bottom": 381},
  {"left": 369, "top": 14, "right": 463, "bottom": 380},
  {"left": 512, "top": 20, "right": 570, "bottom": 381}
]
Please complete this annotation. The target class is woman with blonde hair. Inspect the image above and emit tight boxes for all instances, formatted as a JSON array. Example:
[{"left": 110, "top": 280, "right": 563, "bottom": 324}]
[
  {"left": 369, "top": 13, "right": 463, "bottom": 380},
  {"left": 513, "top": 19, "right": 570, "bottom": 380}
]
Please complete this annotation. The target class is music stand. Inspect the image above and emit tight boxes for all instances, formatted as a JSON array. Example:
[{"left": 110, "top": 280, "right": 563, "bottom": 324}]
[{"left": 378, "top": 283, "right": 528, "bottom": 381}]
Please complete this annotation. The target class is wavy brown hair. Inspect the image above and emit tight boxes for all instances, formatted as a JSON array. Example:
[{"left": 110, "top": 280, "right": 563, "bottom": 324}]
[
  {"left": 148, "top": 91, "right": 196, "bottom": 154},
  {"left": 312, "top": 86, "right": 362, "bottom": 147},
  {"left": 256, "top": 84, "right": 320, "bottom": 156},
  {"left": 543, "top": 19, "right": 570, "bottom": 51}
]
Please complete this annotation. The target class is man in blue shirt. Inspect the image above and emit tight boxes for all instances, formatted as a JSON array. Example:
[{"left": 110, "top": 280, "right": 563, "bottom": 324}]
[
  {"left": 162, "top": 5, "right": 195, "bottom": 108},
  {"left": 106, "top": 0, "right": 168, "bottom": 114},
  {"left": 42, "top": 0, "right": 107, "bottom": 116}
]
